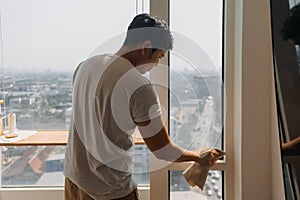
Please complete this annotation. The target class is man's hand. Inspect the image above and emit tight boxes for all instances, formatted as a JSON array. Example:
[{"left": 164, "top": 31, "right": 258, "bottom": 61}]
[{"left": 196, "top": 148, "right": 225, "bottom": 166}]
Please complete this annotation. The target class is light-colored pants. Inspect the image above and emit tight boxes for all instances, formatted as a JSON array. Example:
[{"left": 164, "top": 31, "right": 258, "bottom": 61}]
[{"left": 64, "top": 178, "right": 139, "bottom": 200}]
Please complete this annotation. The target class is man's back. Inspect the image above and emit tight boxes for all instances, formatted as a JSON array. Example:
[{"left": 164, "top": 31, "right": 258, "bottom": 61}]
[
  {"left": 64, "top": 54, "right": 161, "bottom": 199},
  {"left": 64, "top": 55, "right": 137, "bottom": 199}
]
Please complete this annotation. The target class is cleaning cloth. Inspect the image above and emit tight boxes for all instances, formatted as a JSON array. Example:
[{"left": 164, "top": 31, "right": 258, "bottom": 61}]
[{"left": 182, "top": 148, "right": 225, "bottom": 190}]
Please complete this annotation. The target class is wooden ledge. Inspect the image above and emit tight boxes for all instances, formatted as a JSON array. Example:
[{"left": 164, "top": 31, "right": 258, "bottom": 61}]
[{"left": 0, "top": 130, "right": 145, "bottom": 146}]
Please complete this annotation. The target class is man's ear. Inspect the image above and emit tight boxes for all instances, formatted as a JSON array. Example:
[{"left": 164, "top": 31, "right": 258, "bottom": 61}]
[{"left": 140, "top": 40, "right": 152, "bottom": 55}]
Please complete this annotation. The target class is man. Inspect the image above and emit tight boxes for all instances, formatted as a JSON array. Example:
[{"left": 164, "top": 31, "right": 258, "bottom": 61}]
[
  {"left": 64, "top": 13, "right": 219, "bottom": 200},
  {"left": 281, "top": 3, "right": 300, "bottom": 156},
  {"left": 281, "top": 3, "right": 300, "bottom": 45}
]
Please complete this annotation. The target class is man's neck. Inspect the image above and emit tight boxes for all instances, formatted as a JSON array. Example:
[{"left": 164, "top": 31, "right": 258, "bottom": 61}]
[{"left": 115, "top": 46, "right": 137, "bottom": 66}]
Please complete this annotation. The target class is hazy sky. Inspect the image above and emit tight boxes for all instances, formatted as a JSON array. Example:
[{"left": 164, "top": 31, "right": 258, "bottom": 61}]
[{"left": 0, "top": 0, "right": 222, "bottom": 72}]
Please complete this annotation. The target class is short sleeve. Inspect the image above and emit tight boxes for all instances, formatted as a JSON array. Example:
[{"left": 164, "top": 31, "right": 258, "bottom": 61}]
[{"left": 129, "top": 83, "right": 162, "bottom": 123}]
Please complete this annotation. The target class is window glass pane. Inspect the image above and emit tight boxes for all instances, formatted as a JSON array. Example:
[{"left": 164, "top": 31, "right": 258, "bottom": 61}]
[
  {"left": 0, "top": 0, "right": 149, "bottom": 187},
  {"left": 169, "top": 0, "right": 223, "bottom": 198},
  {"left": 1, "top": 146, "right": 65, "bottom": 187},
  {"left": 169, "top": 0, "right": 223, "bottom": 151},
  {"left": 133, "top": 144, "right": 150, "bottom": 186},
  {"left": 1, "top": 144, "right": 150, "bottom": 187},
  {"left": 0, "top": 0, "right": 140, "bottom": 130},
  {"left": 170, "top": 0, "right": 222, "bottom": 152},
  {"left": 170, "top": 170, "right": 223, "bottom": 200}
]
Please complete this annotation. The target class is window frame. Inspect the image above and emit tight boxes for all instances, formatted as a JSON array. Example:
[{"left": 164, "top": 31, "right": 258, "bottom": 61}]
[
  {"left": 0, "top": 0, "right": 285, "bottom": 199},
  {"left": 149, "top": 1, "right": 230, "bottom": 199}
]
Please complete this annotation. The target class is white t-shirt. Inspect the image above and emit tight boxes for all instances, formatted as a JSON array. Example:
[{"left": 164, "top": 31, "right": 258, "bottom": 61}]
[{"left": 64, "top": 54, "right": 161, "bottom": 199}]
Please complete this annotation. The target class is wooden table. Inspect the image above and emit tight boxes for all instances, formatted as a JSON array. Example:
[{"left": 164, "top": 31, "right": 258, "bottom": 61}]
[
  {"left": 0, "top": 130, "right": 144, "bottom": 146},
  {"left": 0, "top": 130, "right": 69, "bottom": 146}
]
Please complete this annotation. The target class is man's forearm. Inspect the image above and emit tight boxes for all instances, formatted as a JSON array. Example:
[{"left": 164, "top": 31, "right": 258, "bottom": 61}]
[{"left": 152, "top": 142, "right": 201, "bottom": 163}]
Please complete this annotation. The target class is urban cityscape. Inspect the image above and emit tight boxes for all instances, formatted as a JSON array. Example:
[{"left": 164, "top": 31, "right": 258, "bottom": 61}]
[{"left": 0, "top": 68, "right": 223, "bottom": 199}]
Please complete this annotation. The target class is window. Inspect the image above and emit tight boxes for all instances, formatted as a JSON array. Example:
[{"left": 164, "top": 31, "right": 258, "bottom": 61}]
[
  {"left": 139, "top": 1, "right": 227, "bottom": 199},
  {"left": 0, "top": 0, "right": 150, "bottom": 188},
  {"left": 170, "top": 170, "right": 223, "bottom": 199},
  {"left": 169, "top": 0, "right": 224, "bottom": 199}
]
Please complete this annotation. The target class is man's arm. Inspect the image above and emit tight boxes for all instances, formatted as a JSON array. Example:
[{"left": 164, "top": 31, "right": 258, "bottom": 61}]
[
  {"left": 135, "top": 116, "right": 214, "bottom": 165},
  {"left": 282, "top": 136, "right": 300, "bottom": 156}
]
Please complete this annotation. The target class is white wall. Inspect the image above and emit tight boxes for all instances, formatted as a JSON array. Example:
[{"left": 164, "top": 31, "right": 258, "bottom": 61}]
[{"left": 232, "top": 0, "right": 285, "bottom": 199}]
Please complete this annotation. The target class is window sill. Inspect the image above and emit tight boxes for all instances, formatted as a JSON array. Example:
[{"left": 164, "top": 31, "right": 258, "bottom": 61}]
[
  {"left": 0, "top": 130, "right": 145, "bottom": 146},
  {"left": 0, "top": 130, "right": 68, "bottom": 146}
]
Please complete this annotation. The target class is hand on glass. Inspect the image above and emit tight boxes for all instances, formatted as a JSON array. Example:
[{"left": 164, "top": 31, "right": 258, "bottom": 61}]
[{"left": 196, "top": 148, "right": 225, "bottom": 167}]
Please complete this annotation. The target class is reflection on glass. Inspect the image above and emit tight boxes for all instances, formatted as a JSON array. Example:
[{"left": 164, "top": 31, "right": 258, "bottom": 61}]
[
  {"left": 296, "top": 45, "right": 300, "bottom": 75},
  {"left": 170, "top": 170, "right": 223, "bottom": 200},
  {"left": 283, "top": 164, "right": 299, "bottom": 199},
  {"left": 271, "top": 0, "right": 300, "bottom": 198}
]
